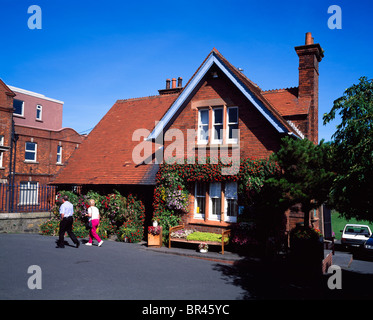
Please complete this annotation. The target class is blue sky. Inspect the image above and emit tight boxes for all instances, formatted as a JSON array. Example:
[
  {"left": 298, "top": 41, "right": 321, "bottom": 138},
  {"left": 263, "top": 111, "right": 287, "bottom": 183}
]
[{"left": 1, "top": 0, "right": 372, "bottom": 141}]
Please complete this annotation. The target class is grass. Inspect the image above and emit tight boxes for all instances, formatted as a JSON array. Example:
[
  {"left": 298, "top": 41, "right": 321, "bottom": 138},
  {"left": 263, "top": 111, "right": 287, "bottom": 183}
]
[{"left": 331, "top": 211, "right": 373, "bottom": 240}]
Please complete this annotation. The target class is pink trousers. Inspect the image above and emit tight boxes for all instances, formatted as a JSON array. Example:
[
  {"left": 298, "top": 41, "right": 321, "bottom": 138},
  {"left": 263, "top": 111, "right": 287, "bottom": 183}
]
[{"left": 89, "top": 219, "right": 102, "bottom": 243}]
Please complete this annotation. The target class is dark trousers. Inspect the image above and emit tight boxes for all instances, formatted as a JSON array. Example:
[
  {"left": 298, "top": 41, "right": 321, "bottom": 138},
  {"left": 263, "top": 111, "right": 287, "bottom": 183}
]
[{"left": 58, "top": 217, "right": 78, "bottom": 247}]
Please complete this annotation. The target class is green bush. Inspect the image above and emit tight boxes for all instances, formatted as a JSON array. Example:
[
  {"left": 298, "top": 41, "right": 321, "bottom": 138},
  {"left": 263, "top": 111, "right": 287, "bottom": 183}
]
[
  {"left": 39, "top": 218, "right": 59, "bottom": 236},
  {"left": 186, "top": 231, "right": 223, "bottom": 242},
  {"left": 41, "top": 190, "right": 146, "bottom": 243}
]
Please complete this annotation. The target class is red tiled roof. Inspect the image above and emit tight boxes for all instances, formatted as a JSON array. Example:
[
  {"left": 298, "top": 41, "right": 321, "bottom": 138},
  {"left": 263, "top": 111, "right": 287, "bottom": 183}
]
[
  {"left": 262, "top": 87, "right": 310, "bottom": 116},
  {"left": 53, "top": 49, "right": 308, "bottom": 186},
  {"left": 52, "top": 94, "right": 178, "bottom": 185}
]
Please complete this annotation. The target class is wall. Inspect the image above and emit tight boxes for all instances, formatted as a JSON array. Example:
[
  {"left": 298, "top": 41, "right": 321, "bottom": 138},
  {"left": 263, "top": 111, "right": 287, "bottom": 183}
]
[
  {"left": 10, "top": 87, "right": 63, "bottom": 131},
  {"left": 0, "top": 212, "right": 51, "bottom": 233},
  {"left": 13, "top": 125, "right": 85, "bottom": 185}
]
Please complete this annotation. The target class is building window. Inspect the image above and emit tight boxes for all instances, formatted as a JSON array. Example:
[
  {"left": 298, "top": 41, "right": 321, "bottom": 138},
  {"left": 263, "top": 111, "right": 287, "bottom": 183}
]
[
  {"left": 13, "top": 99, "right": 24, "bottom": 116},
  {"left": 225, "top": 181, "right": 238, "bottom": 222},
  {"left": 25, "top": 142, "right": 37, "bottom": 162},
  {"left": 227, "top": 107, "right": 239, "bottom": 143},
  {"left": 36, "top": 105, "right": 42, "bottom": 120},
  {"left": 198, "top": 109, "right": 209, "bottom": 144},
  {"left": 19, "top": 181, "right": 38, "bottom": 205},
  {"left": 209, "top": 182, "right": 221, "bottom": 220},
  {"left": 194, "top": 182, "right": 207, "bottom": 219},
  {"left": 212, "top": 107, "right": 224, "bottom": 144},
  {"left": 194, "top": 181, "right": 238, "bottom": 222},
  {"left": 197, "top": 106, "right": 238, "bottom": 145},
  {"left": 57, "top": 145, "right": 62, "bottom": 164}
]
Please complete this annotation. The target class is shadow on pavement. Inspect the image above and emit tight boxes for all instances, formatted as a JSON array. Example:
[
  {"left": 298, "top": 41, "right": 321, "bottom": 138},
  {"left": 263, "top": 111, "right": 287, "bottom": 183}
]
[{"left": 213, "top": 256, "right": 373, "bottom": 300}]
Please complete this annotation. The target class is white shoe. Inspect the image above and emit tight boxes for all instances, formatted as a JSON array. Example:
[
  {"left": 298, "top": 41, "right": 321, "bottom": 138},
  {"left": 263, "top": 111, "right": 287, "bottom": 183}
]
[
  {"left": 98, "top": 241, "right": 103, "bottom": 247},
  {"left": 85, "top": 242, "right": 92, "bottom": 246}
]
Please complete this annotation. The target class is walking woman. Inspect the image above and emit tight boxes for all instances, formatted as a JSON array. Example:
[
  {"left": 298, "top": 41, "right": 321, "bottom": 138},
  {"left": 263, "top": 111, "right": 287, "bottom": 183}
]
[{"left": 85, "top": 199, "right": 103, "bottom": 247}]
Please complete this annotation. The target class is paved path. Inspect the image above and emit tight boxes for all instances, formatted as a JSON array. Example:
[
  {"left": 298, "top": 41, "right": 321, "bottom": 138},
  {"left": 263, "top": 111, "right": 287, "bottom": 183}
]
[{"left": 0, "top": 234, "right": 246, "bottom": 300}]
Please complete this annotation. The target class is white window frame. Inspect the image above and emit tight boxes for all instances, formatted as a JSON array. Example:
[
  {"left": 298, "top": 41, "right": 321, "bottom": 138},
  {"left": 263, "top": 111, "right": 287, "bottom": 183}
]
[
  {"left": 227, "top": 106, "right": 239, "bottom": 144},
  {"left": 197, "top": 109, "right": 209, "bottom": 144},
  {"left": 224, "top": 181, "right": 238, "bottom": 222},
  {"left": 56, "top": 145, "right": 62, "bottom": 164},
  {"left": 19, "top": 181, "right": 39, "bottom": 205},
  {"left": 25, "top": 142, "right": 37, "bottom": 162},
  {"left": 13, "top": 99, "right": 24, "bottom": 117},
  {"left": 209, "top": 182, "right": 221, "bottom": 221},
  {"left": 36, "top": 105, "right": 42, "bottom": 121},
  {"left": 211, "top": 107, "right": 224, "bottom": 144},
  {"left": 194, "top": 182, "right": 206, "bottom": 219}
]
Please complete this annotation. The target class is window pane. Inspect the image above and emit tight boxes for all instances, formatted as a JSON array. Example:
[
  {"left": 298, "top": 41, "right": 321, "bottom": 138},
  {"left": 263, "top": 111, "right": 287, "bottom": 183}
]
[
  {"left": 13, "top": 99, "right": 23, "bottom": 115},
  {"left": 212, "top": 198, "right": 221, "bottom": 216},
  {"left": 226, "top": 199, "right": 238, "bottom": 217},
  {"left": 196, "top": 197, "right": 205, "bottom": 214},
  {"left": 199, "top": 109, "right": 209, "bottom": 125},
  {"left": 228, "top": 107, "right": 238, "bottom": 123},
  {"left": 200, "top": 126, "right": 209, "bottom": 141},
  {"left": 196, "top": 182, "right": 207, "bottom": 196},
  {"left": 209, "top": 182, "right": 221, "bottom": 198},
  {"left": 26, "top": 142, "right": 36, "bottom": 151},
  {"left": 228, "top": 124, "right": 239, "bottom": 140},
  {"left": 225, "top": 182, "right": 238, "bottom": 199},
  {"left": 214, "top": 108, "right": 223, "bottom": 124},
  {"left": 214, "top": 125, "right": 223, "bottom": 140}
]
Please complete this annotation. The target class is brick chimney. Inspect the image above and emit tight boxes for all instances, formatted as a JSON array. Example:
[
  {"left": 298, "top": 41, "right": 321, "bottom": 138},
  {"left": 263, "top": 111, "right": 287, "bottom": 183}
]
[
  {"left": 158, "top": 77, "right": 183, "bottom": 95},
  {"left": 295, "top": 32, "right": 324, "bottom": 144}
]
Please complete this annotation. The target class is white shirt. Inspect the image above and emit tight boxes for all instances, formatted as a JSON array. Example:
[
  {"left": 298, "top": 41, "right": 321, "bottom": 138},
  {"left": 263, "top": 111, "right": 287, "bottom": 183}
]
[
  {"left": 60, "top": 201, "right": 74, "bottom": 218},
  {"left": 88, "top": 206, "right": 100, "bottom": 220}
]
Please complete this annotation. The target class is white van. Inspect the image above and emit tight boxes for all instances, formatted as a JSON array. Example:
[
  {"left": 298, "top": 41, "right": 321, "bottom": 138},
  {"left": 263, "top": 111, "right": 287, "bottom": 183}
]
[{"left": 341, "top": 224, "right": 372, "bottom": 248}]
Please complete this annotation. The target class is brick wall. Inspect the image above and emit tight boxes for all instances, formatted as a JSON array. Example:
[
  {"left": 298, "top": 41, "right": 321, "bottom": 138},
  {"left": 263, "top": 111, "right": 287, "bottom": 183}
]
[
  {"left": 0, "top": 82, "right": 15, "bottom": 182},
  {"left": 12, "top": 125, "right": 85, "bottom": 185}
]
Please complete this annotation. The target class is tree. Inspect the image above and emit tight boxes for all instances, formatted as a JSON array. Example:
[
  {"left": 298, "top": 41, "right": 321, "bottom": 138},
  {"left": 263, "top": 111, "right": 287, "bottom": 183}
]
[
  {"left": 323, "top": 76, "right": 373, "bottom": 221},
  {"left": 263, "top": 136, "right": 335, "bottom": 226}
]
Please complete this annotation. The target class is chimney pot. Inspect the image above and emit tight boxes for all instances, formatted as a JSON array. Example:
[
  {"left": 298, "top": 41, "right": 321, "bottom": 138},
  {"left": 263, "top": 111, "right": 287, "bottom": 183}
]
[
  {"left": 177, "top": 77, "right": 182, "bottom": 88},
  {"left": 166, "top": 79, "right": 171, "bottom": 89},
  {"left": 305, "top": 32, "right": 313, "bottom": 45},
  {"left": 172, "top": 78, "right": 176, "bottom": 89}
]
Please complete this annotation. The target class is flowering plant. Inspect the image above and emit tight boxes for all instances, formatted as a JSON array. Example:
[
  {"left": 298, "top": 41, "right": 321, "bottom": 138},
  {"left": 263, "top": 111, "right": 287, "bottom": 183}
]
[
  {"left": 148, "top": 226, "right": 161, "bottom": 236},
  {"left": 198, "top": 243, "right": 208, "bottom": 251}
]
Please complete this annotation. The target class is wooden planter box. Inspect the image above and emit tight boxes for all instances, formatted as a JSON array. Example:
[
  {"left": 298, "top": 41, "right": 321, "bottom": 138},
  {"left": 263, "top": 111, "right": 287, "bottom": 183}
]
[{"left": 147, "top": 226, "right": 162, "bottom": 247}]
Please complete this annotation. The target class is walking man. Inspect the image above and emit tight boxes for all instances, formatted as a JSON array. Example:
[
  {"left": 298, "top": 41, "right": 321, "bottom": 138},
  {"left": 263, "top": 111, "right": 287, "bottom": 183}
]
[{"left": 56, "top": 195, "right": 80, "bottom": 248}]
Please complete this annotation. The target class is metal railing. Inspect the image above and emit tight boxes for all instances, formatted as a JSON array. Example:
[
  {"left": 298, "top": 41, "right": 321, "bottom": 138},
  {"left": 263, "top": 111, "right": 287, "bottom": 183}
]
[{"left": 0, "top": 183, "right": 56, "bottom": 213}]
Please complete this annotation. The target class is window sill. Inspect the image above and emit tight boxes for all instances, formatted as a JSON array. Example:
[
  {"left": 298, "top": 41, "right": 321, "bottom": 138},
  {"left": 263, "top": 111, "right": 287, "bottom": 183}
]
[
  {"left": 194, "top": 144, "right": 239, "bottom": 150},
  {"left": 24, "top": 160, "right": 39, "bottom": 164}
]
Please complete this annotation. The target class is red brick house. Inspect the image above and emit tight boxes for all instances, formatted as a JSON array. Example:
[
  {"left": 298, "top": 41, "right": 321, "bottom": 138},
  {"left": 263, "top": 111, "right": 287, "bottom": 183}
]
[
  {"left": 0, "top": 83, "right": 85, "bottom": 212},
  {"left": 52, "top": 33, "right": 324, "bottom": 233}
]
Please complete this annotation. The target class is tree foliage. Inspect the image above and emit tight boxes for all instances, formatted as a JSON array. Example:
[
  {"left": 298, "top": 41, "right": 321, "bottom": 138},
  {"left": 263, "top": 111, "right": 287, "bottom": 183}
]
[
  {"left": 263, "top": 136, "right": 335, "bottom": 226},
  {"left": 323, "top": 76, "right": 373, "bottom": 221}
]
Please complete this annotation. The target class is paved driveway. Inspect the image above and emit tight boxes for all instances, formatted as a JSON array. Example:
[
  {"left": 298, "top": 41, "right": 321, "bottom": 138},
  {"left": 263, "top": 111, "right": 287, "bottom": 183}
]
[{"left": 0, "top": 233, "right": 246, "bottom": 300}]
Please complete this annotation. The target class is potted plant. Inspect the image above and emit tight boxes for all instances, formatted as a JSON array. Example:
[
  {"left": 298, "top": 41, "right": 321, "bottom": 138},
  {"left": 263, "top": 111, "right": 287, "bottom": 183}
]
[
  {"left": 148, "top": 225, "right": 162, "bottom": 247},
  {"left": 198, "top": 242, "right": 208, "bottom": 253}
]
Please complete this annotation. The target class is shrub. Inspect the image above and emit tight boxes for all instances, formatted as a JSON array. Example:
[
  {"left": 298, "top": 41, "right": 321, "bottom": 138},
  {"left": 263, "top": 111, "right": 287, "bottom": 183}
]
[{"left": 39, "top": 218, "right": 59, "bottom": 236}]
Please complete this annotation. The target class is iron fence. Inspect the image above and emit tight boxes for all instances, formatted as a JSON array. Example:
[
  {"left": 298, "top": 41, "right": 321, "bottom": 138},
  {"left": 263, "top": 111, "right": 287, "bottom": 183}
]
[{"left": 0, "top": 183, "right": 56, "bottom": 213}]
